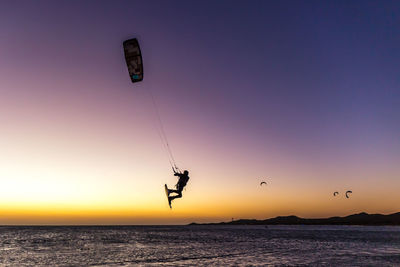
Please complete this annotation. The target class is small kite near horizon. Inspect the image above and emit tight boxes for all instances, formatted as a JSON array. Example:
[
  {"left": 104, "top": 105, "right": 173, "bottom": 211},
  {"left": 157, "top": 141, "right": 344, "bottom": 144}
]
[
  {"left": 333, "top": 191, "right": 339, "bottom": 196},
  {"left": 260, "top": 181, "right": 267, "bottom": 186},
  {"left": 345, "top": 190, "right": 352, "bottom": 198}
]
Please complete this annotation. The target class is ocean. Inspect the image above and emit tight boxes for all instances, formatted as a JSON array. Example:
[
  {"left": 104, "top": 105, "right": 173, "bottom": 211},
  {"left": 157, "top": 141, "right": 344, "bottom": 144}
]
[{"left": 0, "top": 225, "right": 399, "bottom": 266}]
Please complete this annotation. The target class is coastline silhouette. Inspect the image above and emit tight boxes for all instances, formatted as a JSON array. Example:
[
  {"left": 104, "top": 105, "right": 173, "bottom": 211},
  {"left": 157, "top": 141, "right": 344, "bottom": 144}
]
[{"left": 190, "top": 212, "right": 400, "bottom": 226}]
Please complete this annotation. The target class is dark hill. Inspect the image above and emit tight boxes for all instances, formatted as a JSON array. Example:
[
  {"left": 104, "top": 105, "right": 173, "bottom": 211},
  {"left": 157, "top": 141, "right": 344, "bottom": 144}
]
[{"left": 189, "top": 212, "right": 400, "bottom": 226}]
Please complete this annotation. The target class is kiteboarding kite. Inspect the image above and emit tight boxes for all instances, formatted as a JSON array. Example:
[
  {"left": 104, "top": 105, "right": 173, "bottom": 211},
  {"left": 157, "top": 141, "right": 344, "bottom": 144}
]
[
  {"left": 345, "top": 190, "right": 352, "bottom": 198},
  {"left": 260, "top": 181, "right": 267, "bottom": 186},
  {"left": 122, "top": 37, "right": 177, "bottom": 170},
  {"left": 123, "top": 38, "right": 143, "bottom": 83},
  {"left": 333, "top": 191, "right": 339, "bottom": 196}
]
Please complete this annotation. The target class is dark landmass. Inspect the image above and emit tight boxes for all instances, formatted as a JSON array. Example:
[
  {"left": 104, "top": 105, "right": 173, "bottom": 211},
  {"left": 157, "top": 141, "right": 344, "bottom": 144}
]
[{"left": 189, "top": 212, "right": 400, "bottom": 226}]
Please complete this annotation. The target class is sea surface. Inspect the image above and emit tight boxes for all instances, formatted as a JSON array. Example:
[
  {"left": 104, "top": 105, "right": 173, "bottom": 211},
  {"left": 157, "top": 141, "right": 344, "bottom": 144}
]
[{"left": 0, "top": 225, "right": 399, "bottom": 266}]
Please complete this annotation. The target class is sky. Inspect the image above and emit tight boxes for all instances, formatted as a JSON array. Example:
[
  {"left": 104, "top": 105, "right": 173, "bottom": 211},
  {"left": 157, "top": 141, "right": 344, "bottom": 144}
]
[{"left": 0, "top": 0, "right": 399, "bottom": 225}]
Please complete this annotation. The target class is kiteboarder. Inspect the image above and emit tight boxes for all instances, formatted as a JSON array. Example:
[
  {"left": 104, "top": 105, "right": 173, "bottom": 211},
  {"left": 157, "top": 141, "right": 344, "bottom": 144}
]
[
  {"left": 166, "top": 170, "right": 190, "bottom": 208},
  {"left": 123, "top": 38, "right": 188, "bottom": 209}
]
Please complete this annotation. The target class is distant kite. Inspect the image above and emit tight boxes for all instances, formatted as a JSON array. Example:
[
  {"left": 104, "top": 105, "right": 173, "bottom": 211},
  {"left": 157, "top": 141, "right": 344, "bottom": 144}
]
[
  {"left": 333, "top": 191, "right": 339, "bottom": 196},
  {"left": 260, "top": 181, "right": 267, "bottom": 186},
  {"left": 345, "top": 190, "right": 352, "bottom": 198}
]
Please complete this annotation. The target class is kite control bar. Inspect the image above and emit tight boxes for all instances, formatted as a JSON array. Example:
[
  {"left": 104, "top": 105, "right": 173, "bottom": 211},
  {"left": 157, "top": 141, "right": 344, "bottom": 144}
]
[{"left": 172, "top": 165, "right": 181, "bottom": 174}]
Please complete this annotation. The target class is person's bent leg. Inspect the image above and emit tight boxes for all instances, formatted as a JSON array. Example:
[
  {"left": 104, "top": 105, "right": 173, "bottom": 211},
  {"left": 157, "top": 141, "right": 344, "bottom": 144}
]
[
  {"left": 169, "top": 189, "right": 180, "bottom": 194},
  {"left": 169, "top": 191, "right": 182, "bottom": 201}
]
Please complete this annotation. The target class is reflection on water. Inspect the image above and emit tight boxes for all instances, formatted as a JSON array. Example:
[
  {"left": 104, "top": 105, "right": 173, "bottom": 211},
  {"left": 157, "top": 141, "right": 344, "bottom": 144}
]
[{"left": 0, "top": 225, "right": 399, "bottom": 266}]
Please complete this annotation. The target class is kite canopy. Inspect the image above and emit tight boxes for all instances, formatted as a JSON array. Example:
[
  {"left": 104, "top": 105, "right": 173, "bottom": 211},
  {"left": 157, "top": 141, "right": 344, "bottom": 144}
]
[
  {"left": 333, "top": 191, "right": 339, "bottom": 196},
  {"left": 123, "top": 38, "right": 143, "bottom": 83},
  {"left": 260, "top": 181, "right": 267, "bottom": 186},
  {"left": 345, "top": 190, "right": 352, "bottom": 198}
]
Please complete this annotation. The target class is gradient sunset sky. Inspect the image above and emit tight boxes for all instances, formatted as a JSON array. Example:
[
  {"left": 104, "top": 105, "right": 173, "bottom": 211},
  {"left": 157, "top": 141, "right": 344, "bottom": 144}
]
[{"left": 0, "top": 1, "right": 399, "bottom": 224}]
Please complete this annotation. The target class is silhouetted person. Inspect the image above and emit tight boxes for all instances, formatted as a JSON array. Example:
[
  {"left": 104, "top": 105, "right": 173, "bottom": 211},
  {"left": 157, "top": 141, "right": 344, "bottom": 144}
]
[{"left": 167, "top": 170, "right": 190, "bottom": 207}]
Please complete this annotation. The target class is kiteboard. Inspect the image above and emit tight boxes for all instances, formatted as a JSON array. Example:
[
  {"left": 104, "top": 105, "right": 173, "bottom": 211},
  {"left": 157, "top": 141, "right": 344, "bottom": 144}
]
[{"left": 165, "top": 184, "right": 171, "bottom": 209}]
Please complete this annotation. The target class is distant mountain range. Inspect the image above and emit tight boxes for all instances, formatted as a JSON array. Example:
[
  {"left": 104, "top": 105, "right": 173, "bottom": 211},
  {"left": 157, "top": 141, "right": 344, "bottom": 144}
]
[{"left": 190, "top": 212, "right": 400, "bottom": 226}]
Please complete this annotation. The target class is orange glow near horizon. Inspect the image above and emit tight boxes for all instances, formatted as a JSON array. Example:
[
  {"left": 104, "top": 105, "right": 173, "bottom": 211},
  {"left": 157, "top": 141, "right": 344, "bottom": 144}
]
[{"left": 0, "top": 162, "right": 399, "bottom": 225}]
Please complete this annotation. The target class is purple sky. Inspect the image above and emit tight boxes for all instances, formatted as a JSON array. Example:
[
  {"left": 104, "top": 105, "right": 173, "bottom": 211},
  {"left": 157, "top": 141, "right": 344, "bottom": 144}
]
[{"left": 0, "top": 0, "right": 399, "bottom": 224}]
